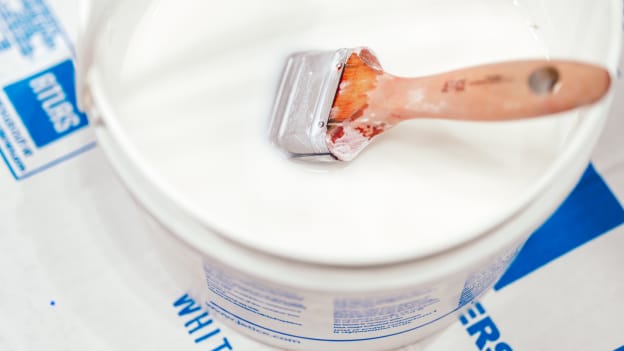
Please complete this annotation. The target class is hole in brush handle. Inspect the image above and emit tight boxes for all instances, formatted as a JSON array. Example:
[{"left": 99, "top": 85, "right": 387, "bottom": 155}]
[{"left": 528, "top": 66, "right": 560, "bottom": 95}]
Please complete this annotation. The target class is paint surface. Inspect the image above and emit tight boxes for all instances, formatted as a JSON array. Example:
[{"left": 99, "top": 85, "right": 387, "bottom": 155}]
[{"left": 94, "top": 0, "right": 604, "bottom": 264}]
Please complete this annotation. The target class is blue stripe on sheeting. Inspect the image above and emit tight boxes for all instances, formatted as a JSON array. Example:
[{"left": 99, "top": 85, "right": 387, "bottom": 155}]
[
  {"left": 495, "top": 164, "right": 624, "bottom": 290},
  {"left": 614, "top": 346, "right": 624, "bottom": 351}
]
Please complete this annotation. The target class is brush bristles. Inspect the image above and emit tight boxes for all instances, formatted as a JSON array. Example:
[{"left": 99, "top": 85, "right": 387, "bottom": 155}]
[{"left": 327, "top": 51, "right": 382, "bottom": 143}]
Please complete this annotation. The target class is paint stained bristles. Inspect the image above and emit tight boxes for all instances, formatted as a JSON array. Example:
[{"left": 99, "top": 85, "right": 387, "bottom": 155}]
[{"left": 327, "top": 50, "right": 382, "bottom": 143}]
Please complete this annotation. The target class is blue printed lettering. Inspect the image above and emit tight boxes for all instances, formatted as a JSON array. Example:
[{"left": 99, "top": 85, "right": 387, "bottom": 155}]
[
  {"left": 212, "top": 338, "right": 233, "bottom": 351},
  {"left": 460, "top": 302, "right": 513, "bottom": 351},
  {"left": 185, "top": 312, "right": 214, "bottom": 334},
  {"left": 495, "top": 343, "right": 513, "bottom": 351},
  {"left": 194, "top": 328, "right": 221, "bottom": 344},
  {"left": 5, "top": 60, "right": 89, "bottom": 148},
  {"left": 0, "top": 102, "right": 33, "bottom": 157},
  {"left": 174, "top": 294, "right": 202, "bottom": 316},
  {"left": 172, "top": 294, "right": 234, "bottom": 349},
  {"left": 29, "top": 73, "right": 80, "bottom": 134},
  {"left": 467, "top": 317, "right": 500, "bottom": 350},
  {"left": 0, "top": 128, "right": 25, "bottom": 171},
  {"left": 0, "top": 0, "right": 61, "bottom": 57}
]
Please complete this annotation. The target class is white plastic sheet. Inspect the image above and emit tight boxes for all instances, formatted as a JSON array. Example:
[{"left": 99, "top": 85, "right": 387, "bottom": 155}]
[{"left": 0, "top": 1, "right": 622, "bottom": 350}]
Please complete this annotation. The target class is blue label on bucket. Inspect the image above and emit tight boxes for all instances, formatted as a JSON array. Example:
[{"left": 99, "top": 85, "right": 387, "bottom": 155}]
[
  {"left": 0, "top": 0, "right": 63, "bottom": 57},
  {"left": 0, "top": 0, "right": 95, "bottom": 181},
  {"left": 4, "top": 60, "right": 88, "bottom": 147}
]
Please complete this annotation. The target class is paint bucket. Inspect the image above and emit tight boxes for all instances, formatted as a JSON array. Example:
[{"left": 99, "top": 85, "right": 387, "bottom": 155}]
[{"left": 76, "top": 1, "right": 622, "bottom": 350}]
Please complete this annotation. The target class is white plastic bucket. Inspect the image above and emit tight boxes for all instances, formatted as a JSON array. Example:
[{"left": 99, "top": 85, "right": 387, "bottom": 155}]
[{"left": 77, "top": 1, "right": 622, "bottom": 350}]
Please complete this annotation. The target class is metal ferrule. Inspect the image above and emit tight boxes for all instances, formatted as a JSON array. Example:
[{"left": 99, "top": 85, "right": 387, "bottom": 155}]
[{"left": 268, "top": 48, "right": 354, "bottom": 161}]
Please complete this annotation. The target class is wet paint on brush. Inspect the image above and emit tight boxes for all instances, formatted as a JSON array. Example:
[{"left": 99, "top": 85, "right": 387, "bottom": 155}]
[{"left": 326, "top": 50, "right": 387, "bottom": 161}]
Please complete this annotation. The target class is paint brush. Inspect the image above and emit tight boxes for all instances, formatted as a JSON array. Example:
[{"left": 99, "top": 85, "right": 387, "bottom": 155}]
[{"left": 269, "top": 47, "right": 611, "bottom": 162}]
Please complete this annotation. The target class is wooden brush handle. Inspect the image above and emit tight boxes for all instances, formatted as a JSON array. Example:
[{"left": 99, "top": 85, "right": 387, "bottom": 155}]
[{"left": 380, "top": 60, "right": 611, "bottom": 121}]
